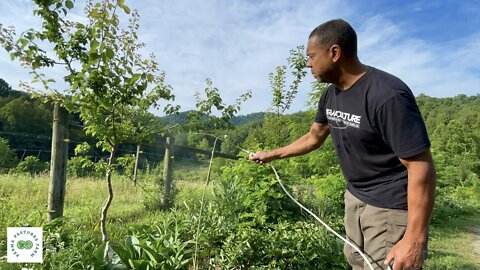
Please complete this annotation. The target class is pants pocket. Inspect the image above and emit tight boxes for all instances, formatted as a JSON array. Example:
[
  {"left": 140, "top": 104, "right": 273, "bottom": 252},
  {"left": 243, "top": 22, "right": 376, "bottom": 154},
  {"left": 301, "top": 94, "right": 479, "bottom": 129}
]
[{"left": 386, "top": 208, "right": 407, "bottom": 248}]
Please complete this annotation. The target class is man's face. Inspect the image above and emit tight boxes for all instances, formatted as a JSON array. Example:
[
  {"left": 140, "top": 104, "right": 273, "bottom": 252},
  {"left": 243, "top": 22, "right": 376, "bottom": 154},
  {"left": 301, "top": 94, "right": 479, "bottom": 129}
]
[{"left": 306, "top": 37, "right": 335, "bottom": 83}]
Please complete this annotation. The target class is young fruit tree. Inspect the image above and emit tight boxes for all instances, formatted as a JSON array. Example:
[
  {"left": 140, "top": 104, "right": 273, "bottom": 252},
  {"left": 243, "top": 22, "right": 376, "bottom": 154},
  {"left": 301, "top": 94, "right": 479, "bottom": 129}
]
[
  {"left": 263, "top": 45, "right": 308, "bottom": 148},
  {"left": 1, "top": 0, "right": 178, "bottom": 242}
]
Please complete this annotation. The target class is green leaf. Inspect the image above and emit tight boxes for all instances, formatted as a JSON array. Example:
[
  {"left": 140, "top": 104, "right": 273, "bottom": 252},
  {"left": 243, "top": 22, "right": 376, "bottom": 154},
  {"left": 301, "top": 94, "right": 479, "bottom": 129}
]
[
  {"left": 19, "top": 38, "right": 28, "bottom": 47},
  {"left": 90, "top": 40, "right": 100, "bottom": 51},
  {"left": 122, "top": 5, "right": 131, "bottom": 14},
  {"left": 129, "top": 74, "right": 141, "bottom": 85},
  {"left": 65, "top": 0, "right": 74, "bottom": 9},
  {"left": 140, "top": 243, "right": 161, "bottom": 263},
  {"left": 106, "top": 47, "right": 115, "bottom": 60},
  {"left": 89, "top": 52, "right": 101, "bottom": 62},
  {"left": 95, "top": 241, "right": 108, "bottom": 262},
  {"left": 128, "top": 259, "right": 148, "bottom": 270},
  {"left": 110, "top": 243, "right": 131, "bottom": 264},
  {"left": 126, "top": 235, "right": 140, "bottom": 256}
]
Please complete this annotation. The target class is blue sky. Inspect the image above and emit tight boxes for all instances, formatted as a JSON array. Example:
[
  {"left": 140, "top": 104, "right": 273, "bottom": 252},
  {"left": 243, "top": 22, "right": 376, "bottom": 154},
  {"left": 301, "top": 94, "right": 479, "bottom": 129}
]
[{"left": 1, "top": 0, "right": 479, "bottom": 115}]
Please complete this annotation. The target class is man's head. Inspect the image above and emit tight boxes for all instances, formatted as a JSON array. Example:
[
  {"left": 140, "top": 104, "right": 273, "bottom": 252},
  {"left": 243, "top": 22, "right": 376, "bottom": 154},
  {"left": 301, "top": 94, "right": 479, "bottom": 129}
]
[{"left": 306, "top": 19, "right": 358, "bottom": 83}]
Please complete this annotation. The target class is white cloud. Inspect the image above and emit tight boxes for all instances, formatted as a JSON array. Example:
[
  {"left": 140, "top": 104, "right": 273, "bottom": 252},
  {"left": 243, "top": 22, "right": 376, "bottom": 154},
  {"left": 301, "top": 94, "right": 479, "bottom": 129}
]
[{"left": 358, "top": 16, "right": 480, "bottom": 97}]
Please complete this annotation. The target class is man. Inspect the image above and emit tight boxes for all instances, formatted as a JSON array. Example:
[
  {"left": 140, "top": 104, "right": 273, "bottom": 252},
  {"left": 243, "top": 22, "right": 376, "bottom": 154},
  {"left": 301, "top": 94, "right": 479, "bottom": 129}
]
[{"left": 249, "top": 19, "right": 436, "bottom": 270}]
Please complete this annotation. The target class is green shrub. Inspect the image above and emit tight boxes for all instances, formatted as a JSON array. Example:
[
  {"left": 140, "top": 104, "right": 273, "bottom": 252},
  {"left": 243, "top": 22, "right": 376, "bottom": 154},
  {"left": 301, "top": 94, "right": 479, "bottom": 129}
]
[
  {"left": 217, "top": 159, "right": 298, "bottom": 226},
  {"left": 139, "top": 175, "right": 164, "bottom": 211},
  {"left": 293, "top": 173, "right": 346, "bottom": 232},
  {"left": 117, "top": 154, "right": 136, "bottom": 179},
  {"left": 68, "top": 156, "right": 95, "bottom": 177},
  {"left": 68, "top": 142, "right": 95, "bottom": 177},
  {"left": 10, "top": 156, "right": 48, "bottom": 176},
  {"left": 215, "top": 221, "right": 349, "bottom": 269},
  {"left": 93, "top": 159, "right": 108, "bottom": 179},
  {"left": 101, "top": 206, "right": 349, "bottom": 270},
  {"left": 0, "top": 137, "right": 18, "bottom": 172}
]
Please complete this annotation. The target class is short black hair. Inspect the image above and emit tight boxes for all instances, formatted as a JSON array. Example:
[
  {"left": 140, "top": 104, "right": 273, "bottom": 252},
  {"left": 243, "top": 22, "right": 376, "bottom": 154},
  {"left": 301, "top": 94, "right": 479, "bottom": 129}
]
[{"left": 309, "top": 19, "right": 357, "bottom": 58}]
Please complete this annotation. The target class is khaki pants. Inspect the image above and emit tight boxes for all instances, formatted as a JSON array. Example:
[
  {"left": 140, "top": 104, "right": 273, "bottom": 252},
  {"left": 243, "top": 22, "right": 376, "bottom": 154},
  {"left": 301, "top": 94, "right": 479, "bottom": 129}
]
[{"left": 343, "top": 190, "right": 423, "bottom": 270}]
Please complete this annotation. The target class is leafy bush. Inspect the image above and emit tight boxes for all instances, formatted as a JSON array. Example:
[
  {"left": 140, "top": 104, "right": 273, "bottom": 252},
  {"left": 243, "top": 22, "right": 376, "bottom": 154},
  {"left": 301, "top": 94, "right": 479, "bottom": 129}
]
[
  {"left": 215, "top": 221, "right": 348, "bottom": 269},
  {"left": 94, "top": 157, "right": 350, "bottom": 270},
  {"left": 10, "top": 156, "right": 48, "bottom": 176},
  {"left": 432, "top": 183, "right": 480, "bottom": 225},
  {"left": 139, "top": 175, "right": 164, "bottom": 211},
  {"left": 104, "top": 210, "right": 349, "bottom": 270},
  {"left": 68, "top": 156, "right": 95, "bottom": 178},
  {"left": 293, "top": 173, "right": 346, "bottom": 232},
  {"left": 68, "top": 142, "right": 95, "bottom": 177},
  {"left": 217, "top": 159, "right": 298, "bottom": 226},
  {"left": 0, "top": 137, "right": 18, "bottom": 172},
  {"left": 117, "top": 154, "right": 136, "bottom": 179},
  {"left": 93, "top": 159, "right": 108, "bottom": 179}
]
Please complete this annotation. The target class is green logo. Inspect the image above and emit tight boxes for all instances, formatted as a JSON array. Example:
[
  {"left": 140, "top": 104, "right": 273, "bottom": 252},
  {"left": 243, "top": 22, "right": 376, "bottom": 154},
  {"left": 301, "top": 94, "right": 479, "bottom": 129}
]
[{"left": 17, "top": 240, "right": 33, "bottom": 250}]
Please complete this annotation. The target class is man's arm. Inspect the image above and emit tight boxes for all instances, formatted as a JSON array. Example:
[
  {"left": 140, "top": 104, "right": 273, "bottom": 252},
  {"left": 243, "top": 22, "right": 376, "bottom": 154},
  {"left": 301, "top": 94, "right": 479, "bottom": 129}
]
[
  {"left": 249, "top": 122, "right": 330, "bottom": 163},
  {"left": 385, "top": 149, "right": 436, "bottom": 270}
]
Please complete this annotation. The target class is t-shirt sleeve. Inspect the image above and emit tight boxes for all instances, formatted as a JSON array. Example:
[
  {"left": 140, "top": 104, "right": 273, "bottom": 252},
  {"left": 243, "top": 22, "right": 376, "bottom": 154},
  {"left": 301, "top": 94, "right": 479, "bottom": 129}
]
[
  {"left": 375, "top": 91, "right": 431, "bottom": 159},
  {"left": 314, "top": 88, "right": 329, "bottom": 124}
]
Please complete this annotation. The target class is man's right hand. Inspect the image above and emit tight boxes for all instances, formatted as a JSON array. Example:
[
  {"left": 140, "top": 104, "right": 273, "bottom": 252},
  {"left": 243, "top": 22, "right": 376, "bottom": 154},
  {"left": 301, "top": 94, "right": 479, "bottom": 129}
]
[
  {"left": 248, "top": 122, "right": 330, "bottom": 164},
  {"left": 249, "top": 151, "right": 277, "bottom": 164}
]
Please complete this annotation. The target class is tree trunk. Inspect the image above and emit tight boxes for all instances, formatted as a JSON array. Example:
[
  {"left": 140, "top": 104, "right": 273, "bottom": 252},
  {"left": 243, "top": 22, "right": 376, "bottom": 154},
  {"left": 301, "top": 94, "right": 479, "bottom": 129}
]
[{"left": 101, "top": 147, "right": 116, "bottom": 242}]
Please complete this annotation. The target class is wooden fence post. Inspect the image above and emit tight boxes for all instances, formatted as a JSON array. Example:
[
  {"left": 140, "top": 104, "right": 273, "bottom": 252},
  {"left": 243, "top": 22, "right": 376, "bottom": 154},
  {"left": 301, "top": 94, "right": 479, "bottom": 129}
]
[
  {"left": 48, "top": 104, "right": 69, "bottom": 221},
  {"left": 161, "top": 136, "right": 174, "bottom": 209},
  {"left": 132, "top": 144, "right": 140, "bottom": 186}
]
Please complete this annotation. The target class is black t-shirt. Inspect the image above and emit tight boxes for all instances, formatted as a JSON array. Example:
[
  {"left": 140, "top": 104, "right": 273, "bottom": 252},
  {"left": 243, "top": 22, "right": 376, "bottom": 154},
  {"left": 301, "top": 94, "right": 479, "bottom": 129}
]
[{"left": 315, "top": 67, "right": 430, "bottom": 209}]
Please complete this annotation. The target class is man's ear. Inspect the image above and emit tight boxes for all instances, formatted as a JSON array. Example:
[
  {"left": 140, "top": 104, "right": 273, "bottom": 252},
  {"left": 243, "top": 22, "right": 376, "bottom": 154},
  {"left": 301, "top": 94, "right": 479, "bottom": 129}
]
[{"left": 330, "top": 44, "right": 341, "bottom": 62}]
